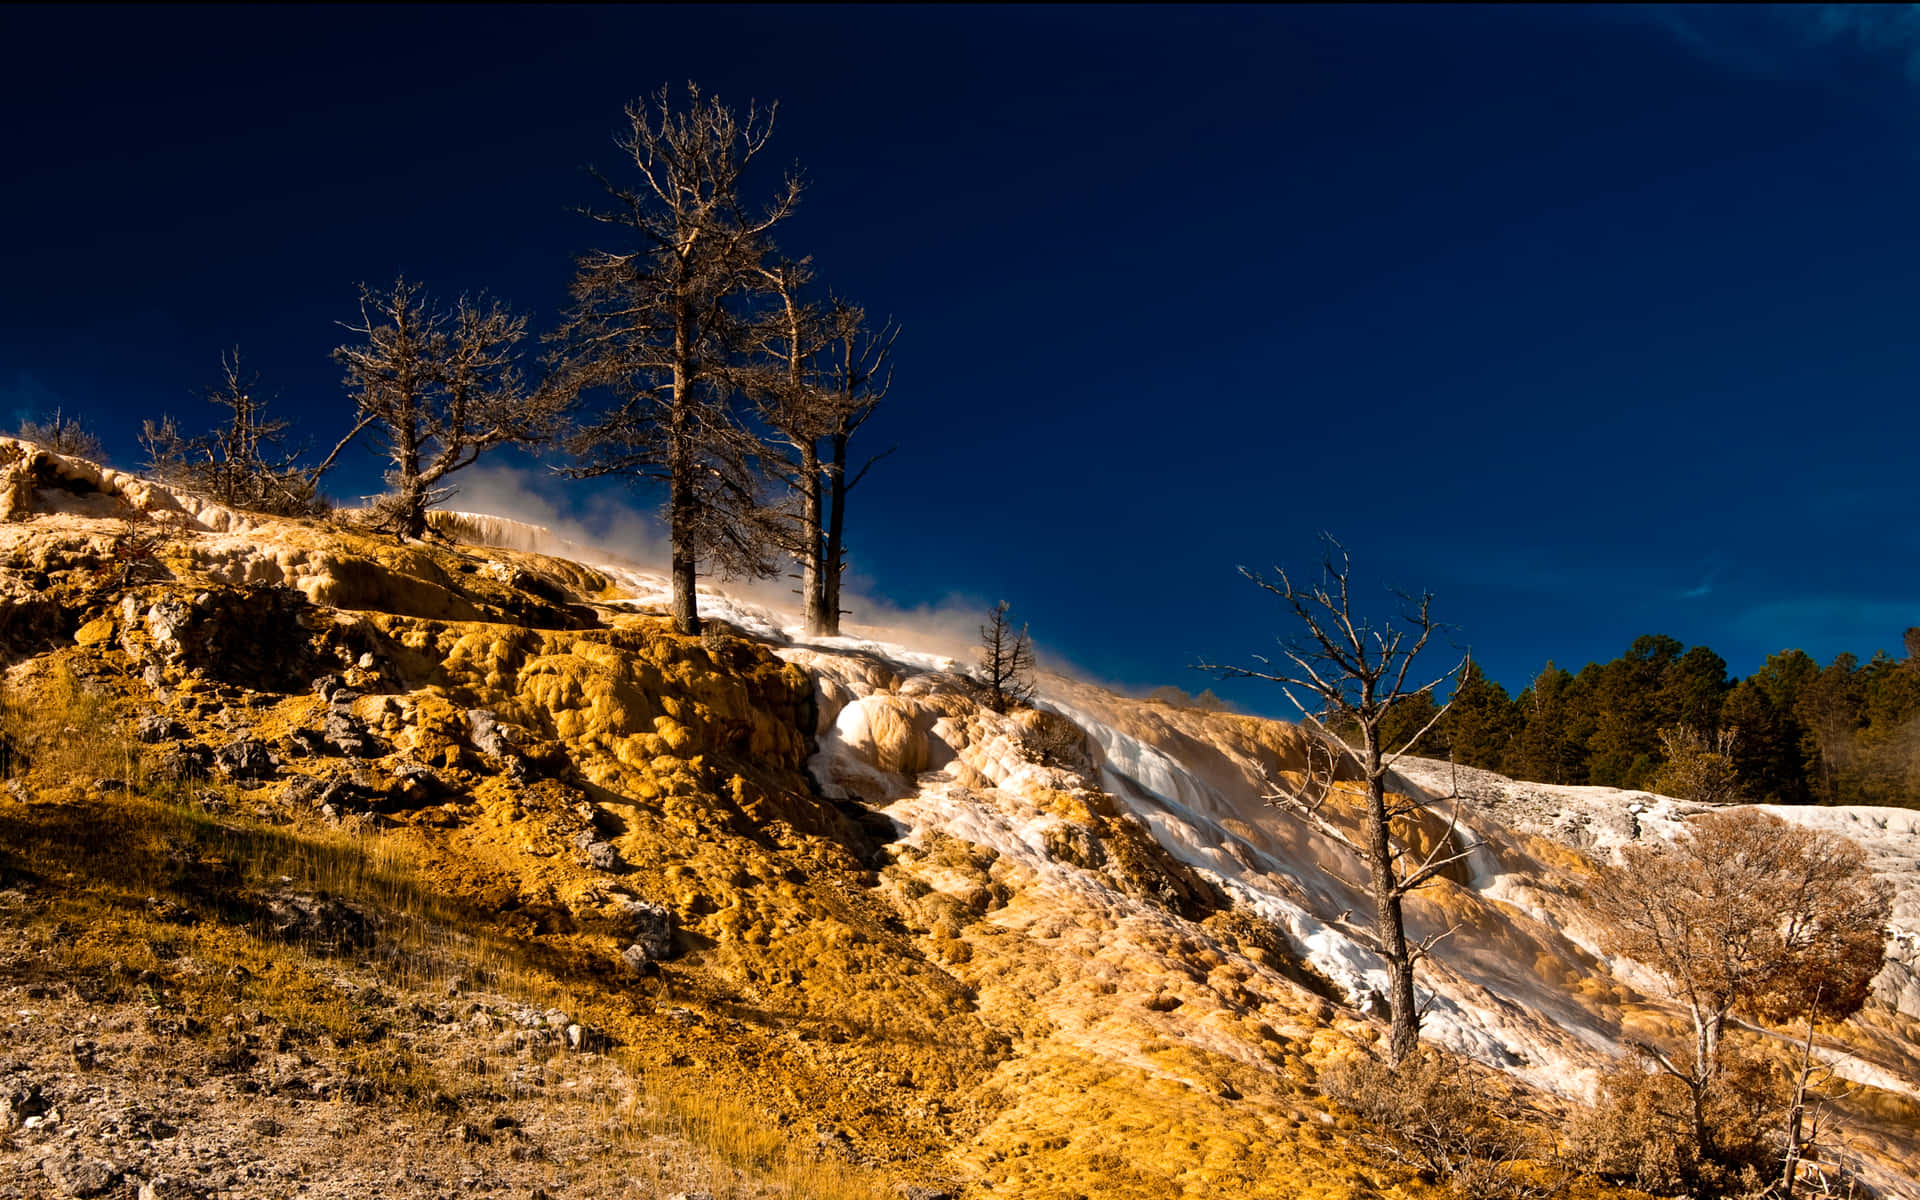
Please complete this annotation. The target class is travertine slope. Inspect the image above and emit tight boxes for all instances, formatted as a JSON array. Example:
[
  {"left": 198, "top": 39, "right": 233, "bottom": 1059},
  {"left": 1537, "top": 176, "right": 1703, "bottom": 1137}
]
[{"left": 0, "top": 440, "right": 1913, "bottom": 1199}]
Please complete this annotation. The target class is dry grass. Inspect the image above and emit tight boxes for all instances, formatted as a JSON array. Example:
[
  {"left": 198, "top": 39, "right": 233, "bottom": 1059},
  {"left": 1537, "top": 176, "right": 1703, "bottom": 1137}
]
[{"left": 0, "top": 664, "right": 899, "bottom": 1200}]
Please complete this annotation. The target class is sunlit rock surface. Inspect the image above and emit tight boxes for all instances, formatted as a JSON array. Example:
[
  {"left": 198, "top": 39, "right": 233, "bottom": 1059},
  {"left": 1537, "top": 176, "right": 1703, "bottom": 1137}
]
[{"left": 0, "top": 444, "right": 1914, "bottom": 1198}]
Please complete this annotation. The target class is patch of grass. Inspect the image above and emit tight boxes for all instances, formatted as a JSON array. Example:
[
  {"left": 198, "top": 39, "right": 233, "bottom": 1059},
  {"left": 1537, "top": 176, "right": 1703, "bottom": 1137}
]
[{"left": 0, "top": 674, "right": 902, "bottom": 1199}]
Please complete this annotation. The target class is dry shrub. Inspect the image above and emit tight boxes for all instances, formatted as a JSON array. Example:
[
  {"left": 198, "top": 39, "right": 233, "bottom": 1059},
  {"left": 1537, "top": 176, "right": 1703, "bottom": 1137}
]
[
  {"left": 1319, "top": 1046, "right": 1562, "bottom": 1199},
  {"left": 1568, "top": 1049, "right": 1786, "bottom": 1198}
]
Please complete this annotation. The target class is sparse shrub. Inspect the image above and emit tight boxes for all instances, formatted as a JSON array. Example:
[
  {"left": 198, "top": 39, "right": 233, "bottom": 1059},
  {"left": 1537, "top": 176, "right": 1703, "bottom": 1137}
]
[
  {"left": 1649, "top": 723, "right": 1743, "bottom": 804},
  {"left": 1319, "top": 1046, "right": 1562, "bottom": 1199},
  {"left": 1588, "top": 808, "right": 1892, "bottom": 1185},
  {"left": 15, "top": 406, "right": 105, "bottom": 459}
]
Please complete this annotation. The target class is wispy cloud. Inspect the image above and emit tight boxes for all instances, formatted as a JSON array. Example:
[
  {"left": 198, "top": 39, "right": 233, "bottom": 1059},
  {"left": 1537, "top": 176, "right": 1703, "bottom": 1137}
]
[
  {"left": 1678, "top": 552, "right": 1726, "bottom": 600},
  {"left": 1638, "top": 4, "right": 1920, "bottom": 83}
]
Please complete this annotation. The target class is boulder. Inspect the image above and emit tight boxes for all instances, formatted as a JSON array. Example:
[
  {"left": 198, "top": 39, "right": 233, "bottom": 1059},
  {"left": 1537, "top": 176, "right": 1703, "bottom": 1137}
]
[{"left": 214, "top": 737, "right": 276, "bottom": 781}]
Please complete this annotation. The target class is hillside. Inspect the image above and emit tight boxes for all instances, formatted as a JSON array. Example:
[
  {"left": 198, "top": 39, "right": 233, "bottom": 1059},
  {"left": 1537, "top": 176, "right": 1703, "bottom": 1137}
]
[{"left": 0, "top": 439, "right": 1914, "bottom": 1200}]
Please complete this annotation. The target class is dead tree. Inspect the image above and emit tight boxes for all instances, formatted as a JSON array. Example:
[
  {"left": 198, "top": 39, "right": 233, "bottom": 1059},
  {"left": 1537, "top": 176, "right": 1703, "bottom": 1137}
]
[
  {"left": 1199, "top": 537, "right": 1470, "bottom": 1065},
  {"left": 142, "top": 348, "right": 363, "bottom": 515},
  {"left": 817, "top": 299, "right": 896, "bottom": 635},
  {"left": 753, "top": 265, "right": 897, "bottom": 636},
  {"left": 752, "top": 258, "right": 835, "bottom": 631},
  {"left": 334, "top": 278, "right": 558, "bottom": 539},
  {"left": 978, "top": 600, "right": 1036, "bottom": 714},
  {"left": 551, "top": 82, "right": 802, "bottom": 635}
]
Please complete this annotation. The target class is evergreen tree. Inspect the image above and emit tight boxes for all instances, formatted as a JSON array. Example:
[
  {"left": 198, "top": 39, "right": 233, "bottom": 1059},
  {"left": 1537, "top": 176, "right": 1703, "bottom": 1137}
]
[
  {"left": 1721, "top": 675, "right": 1811, "bottom": 805},
  {"left": 1437, "top": 660, "right": 1517, "bottom": 772},
  {"left": 1657, "top": 644, "right": 1730, "bottom": 733},
  {"left": 1797, "top": 653, "right": 1862, "bottom": 804},
  {"left": 1510, "top": 662, "right": 1585, "bottom": 785},
  {"left": 1586, "top": 635, "right": 1683, "bottom": 789}
]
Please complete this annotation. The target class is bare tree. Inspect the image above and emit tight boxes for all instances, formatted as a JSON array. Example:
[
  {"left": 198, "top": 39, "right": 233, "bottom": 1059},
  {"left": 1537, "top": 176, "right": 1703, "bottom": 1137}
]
[
  {"left": 550, "top": 83, "right": 802, "bottom": 635},
  {"left": 817, "top": 299, "right": 896, "bottom": 636},
  {"left": 1199, "top": 537, "right": 1469, "bottom": 1065},
  {"left": 15, "top": 407, "right": 104, "bottom": 459},
  {"left": 752, "top": 258, "right": 835, "bottom": 630},
  {"left": 753, "top": 264, "right": 897, "bottom": 636},
  {"left": 334, "top": 277, "right": 558, "bottom": 539},
  {"left": 978, "top": 601, "right": 1035, "bottom": 714},
  {"left": 1588, "top": 808, "right": 1891, "bottom": 1168},
  {"left": 141, "top": 348, "right": 362, "bottom": 515}
]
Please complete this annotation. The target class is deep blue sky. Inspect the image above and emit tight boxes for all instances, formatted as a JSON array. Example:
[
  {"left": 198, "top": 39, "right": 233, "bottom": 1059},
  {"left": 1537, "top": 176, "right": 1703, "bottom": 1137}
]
[{"left": 6, "top": 5, "right": 1919, "bottom": 712}]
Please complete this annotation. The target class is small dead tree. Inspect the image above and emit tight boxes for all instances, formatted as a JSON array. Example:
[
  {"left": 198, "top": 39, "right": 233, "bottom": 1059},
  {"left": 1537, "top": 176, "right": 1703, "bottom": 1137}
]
[
  {"left": 551, "top": 82, "right": 803, "bottom": 634},
  {"left": 978, "top": 600, "right": 1035, "bottom": 714},
  {"left": 1199, "top": 537, "right": 1470, "bottom": 1065},
  {"left": 335, "top": 278, "right": 560, "bottom": 539},
  {"left": 141, "top": 348, "right": 361, "bottom": 515},
  {"left": 15, "top": 407, "right": 104, "bottom": 459},
  {"left": 1588, "top": 809, "right": 1891, "bottom": 1170}
]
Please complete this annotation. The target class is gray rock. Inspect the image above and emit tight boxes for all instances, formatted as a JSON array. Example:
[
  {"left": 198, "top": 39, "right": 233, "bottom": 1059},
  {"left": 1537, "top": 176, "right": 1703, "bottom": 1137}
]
[
  {"left": 610, "top": 897, "right": 672, "bottom": 953},
  {"left": 0, "top": 1082, "right": 47, "bottom": 1130},
  {"left": 261, "top": 888, "right": 375, "bottom": 950},
  {"left": 150, "top": 741, "right": 213, "bottom": 783},
  {"left": 324, "top": 716, "right": 378, "bottom": 757},
  {"left": 214, "top": 737, "right": 276, "bottom": 781},
  {"left": 144, "top": 599, "right": 191, "bottom": 658},
  {"left": 39, "top": 1153, "right": 121, "bottom": 1198},
  {"left": 391, "top": 761, "right": 444, "bottom": 804},
  {"left": 585, "top": 841, "right": 624, "bottom": 873},
  {"left": 135, "top": 713, "right": 185, "bottom": 743},
  {"left": 283, "top": 774, "right": 356, "bottom": 810}
]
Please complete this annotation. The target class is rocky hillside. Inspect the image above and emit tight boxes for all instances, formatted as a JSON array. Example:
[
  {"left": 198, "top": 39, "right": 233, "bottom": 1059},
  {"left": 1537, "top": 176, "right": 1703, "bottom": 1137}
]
[{"left": 0, "top": 439, "right": 1914, "bottom": 1200}]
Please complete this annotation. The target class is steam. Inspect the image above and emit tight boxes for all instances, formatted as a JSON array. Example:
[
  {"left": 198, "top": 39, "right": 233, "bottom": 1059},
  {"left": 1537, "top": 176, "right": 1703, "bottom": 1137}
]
[{"left": 436, "top": 464, "right": 994, "bottom": 662}]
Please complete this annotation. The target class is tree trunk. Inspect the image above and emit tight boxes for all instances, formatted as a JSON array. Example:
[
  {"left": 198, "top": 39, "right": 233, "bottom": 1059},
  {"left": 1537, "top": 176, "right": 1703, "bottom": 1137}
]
[
  {"left": 1364, "top": 733, "right": 1419, "bottom": 1065},
  {"left": 1779, "top": 1000, "right": 1818, "bottom": 1200},
  {"left": 799, "top": 441, "right": 825, "bottom": 635},
  {"left": 667, "top": 300, "right": 701, "bottom": 636},
  {"left": 1688, "top": 1006, "right": 1721, "bottom": 1162},
  {"left": 400, "top": 491, "right": 428, "bottom": 541},
  {"left": 822, "top": 431, "right": 848, "bottom": 637}
]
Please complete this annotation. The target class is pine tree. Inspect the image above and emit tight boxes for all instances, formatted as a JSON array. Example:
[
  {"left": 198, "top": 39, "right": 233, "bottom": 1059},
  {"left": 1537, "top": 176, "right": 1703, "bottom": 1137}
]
[
  {"left": 1437, "top": 660, "right": 1517, "bottom": 772},
  {"left": 1510, "top": 662, "right": 1585, "bottom": 785}
]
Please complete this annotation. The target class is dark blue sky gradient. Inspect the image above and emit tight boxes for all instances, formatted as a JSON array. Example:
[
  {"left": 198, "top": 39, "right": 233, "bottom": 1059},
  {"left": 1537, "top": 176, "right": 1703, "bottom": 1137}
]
[{"left": 5, "top": 5, "right": 1919, "bottom": 712}]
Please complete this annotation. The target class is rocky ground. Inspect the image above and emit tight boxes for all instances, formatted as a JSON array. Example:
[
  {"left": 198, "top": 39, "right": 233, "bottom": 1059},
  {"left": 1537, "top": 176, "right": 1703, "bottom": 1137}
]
[{"left": 0, "top": 439, "right": 1913, "bottom": 1199}]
